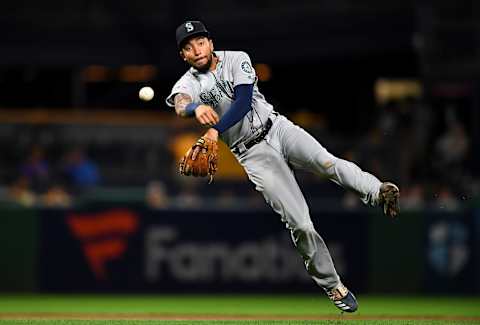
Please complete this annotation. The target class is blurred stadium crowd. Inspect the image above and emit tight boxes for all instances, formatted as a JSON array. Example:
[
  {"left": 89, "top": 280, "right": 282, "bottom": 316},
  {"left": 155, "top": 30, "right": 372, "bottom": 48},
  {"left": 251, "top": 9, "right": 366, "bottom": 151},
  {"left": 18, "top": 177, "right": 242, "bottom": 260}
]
[{"left": 0, "top": 89, "right": 476, "bottom": 212}]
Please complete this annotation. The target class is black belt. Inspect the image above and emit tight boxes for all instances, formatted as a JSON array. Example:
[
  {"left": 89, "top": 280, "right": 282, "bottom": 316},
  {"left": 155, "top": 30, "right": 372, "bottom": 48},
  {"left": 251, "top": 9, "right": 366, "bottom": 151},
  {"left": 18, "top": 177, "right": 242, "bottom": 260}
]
[{"left": 231, "top": 118, "right": 273, "bottom": 155}]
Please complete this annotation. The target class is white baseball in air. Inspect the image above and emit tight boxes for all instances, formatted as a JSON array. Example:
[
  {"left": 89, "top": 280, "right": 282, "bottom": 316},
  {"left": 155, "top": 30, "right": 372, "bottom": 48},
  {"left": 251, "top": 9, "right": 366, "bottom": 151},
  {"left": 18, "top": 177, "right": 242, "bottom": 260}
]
[{"left": 139, "top": 86, "right": 154, "bottom": 101}]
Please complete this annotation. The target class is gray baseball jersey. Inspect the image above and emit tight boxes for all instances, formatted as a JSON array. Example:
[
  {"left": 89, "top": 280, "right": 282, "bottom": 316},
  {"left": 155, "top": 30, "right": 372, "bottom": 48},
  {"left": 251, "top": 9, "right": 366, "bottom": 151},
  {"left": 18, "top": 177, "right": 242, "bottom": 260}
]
[
  {"left": 166, "top": 51, "right": 273, "bottom": 148},
  {"left": 167, "top": 49, "right": 383, "bottom": 293}
]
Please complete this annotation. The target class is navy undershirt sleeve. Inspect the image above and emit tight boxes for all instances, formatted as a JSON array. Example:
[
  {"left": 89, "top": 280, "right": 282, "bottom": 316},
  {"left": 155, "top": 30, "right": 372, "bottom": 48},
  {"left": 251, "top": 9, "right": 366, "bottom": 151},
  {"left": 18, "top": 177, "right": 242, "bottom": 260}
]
[{"left": 213, "top": 83, "right": 254, "bottom": 134}]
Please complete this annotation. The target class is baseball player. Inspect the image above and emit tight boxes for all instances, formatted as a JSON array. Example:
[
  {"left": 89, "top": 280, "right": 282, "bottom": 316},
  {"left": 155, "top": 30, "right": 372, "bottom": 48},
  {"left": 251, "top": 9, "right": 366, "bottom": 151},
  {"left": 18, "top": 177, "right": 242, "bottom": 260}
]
[{"left": 166, "top": 20, "right": 400, "bottom": 313}]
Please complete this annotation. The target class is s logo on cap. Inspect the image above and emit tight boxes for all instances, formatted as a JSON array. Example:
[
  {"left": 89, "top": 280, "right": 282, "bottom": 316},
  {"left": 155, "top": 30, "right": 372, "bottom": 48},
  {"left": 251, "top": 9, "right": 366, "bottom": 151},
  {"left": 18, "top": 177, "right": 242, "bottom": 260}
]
[{"left": 185, "top": 22, "right": 194, "bottom": 32}]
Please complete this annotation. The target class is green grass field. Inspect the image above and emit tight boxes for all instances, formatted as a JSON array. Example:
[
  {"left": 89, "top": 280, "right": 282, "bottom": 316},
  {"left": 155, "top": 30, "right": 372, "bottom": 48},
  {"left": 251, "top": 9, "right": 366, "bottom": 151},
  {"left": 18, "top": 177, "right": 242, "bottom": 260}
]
[{"left": 0, "top": 294, "right": 479, "bottom": 325}]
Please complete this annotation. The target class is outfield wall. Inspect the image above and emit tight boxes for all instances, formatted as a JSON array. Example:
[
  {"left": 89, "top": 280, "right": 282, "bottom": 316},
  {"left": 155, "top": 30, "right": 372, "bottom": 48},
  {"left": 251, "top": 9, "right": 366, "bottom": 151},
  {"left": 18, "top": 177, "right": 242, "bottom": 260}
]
[{"left": 1, "top": 205, "right": 478, "bottom": 294}]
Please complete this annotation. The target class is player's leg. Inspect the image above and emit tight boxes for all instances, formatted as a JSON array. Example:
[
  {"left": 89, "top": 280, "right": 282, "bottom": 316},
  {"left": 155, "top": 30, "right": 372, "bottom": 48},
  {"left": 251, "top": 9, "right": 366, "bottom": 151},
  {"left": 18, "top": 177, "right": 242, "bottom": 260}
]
[
  {"left": 236, "top": 141, "right": 342, "bottom": 291},
  {"left": 261, "top": 115, "right": 360, "bottom": 311},
  {"left": 270, "top": 115, "right": 399, "bottom": 216}
]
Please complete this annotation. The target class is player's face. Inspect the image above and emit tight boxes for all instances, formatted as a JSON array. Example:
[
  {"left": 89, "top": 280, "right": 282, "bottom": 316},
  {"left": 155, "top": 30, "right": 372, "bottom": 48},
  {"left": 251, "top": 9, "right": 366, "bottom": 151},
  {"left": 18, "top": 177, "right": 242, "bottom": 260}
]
[{"left": 180, "top": 36, "right": 214, "bottom": 72}]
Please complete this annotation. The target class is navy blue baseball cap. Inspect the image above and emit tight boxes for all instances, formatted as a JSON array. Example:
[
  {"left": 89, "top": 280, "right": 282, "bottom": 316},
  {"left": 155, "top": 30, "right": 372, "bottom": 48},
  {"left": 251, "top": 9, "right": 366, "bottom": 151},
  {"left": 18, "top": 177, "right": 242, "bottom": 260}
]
[{"left": 176, "top": 21, "right": 210, "bottom": 49}]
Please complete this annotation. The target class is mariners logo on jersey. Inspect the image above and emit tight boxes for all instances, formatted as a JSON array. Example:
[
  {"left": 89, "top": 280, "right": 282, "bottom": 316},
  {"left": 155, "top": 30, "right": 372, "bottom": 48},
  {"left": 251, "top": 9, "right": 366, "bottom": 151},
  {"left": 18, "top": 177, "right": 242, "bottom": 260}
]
[
  {"left": 199, "top": 78, "right": 234, "bottom": 108},
  {"left": 240, "top": 61, "right": 256, "bottom": 82}
]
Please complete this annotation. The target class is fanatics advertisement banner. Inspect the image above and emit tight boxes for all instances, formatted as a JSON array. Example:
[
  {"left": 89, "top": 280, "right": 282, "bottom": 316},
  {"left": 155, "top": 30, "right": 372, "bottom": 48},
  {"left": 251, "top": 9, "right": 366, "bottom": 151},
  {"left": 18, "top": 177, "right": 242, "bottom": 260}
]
[{"left": 38, "top": 206, "right": 368, "bottom": 293}]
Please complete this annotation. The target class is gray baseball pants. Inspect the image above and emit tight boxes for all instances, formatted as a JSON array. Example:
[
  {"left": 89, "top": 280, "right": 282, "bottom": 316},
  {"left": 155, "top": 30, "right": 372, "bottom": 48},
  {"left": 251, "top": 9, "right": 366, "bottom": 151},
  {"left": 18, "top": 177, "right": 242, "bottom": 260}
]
[{"left": 234, "top": 113, "right": 381, "bottom": 290}]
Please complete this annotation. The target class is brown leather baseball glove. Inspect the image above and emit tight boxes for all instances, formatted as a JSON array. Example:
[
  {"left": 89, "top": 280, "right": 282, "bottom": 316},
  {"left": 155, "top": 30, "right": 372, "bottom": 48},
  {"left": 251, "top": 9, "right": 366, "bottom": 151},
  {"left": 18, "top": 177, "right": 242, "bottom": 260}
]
[{"left": 179, "top": 136, "right": 219, "bottom": 183}]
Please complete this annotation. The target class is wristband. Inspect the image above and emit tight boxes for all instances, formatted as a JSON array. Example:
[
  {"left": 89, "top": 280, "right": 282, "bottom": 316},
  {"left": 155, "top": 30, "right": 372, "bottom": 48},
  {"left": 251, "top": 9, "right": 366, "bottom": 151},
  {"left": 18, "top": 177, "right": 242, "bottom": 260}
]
[{"left": 185, "top": 103, "right": 199, "bottom": 117}]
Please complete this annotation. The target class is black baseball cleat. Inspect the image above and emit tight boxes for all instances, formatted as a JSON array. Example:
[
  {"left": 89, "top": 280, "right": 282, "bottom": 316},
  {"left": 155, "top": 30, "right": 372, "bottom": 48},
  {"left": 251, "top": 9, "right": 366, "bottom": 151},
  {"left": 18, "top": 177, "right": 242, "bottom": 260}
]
[
  {"left": 379, "top": 182, "right": 400, "bottom": 218},
  {"left": 326, "top": 284, "right": 358, "bottom": 313}
]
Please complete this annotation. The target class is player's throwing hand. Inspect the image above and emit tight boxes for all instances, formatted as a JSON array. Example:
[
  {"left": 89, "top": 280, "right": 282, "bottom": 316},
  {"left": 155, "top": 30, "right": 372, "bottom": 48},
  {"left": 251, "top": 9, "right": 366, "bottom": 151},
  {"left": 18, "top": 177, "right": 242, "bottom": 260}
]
[{"left": 195, "top": 105, "right": 219, "bottom": 127}]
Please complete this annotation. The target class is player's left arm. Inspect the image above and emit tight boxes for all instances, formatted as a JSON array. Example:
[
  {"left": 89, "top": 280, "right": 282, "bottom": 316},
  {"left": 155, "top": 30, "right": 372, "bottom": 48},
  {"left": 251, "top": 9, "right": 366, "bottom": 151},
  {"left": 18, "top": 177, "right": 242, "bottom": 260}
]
[
  {"left": 211, "top": 83, "right": 254, "bottom": 134},
  {"left": 201, "top": 52, "right": 256, "bottom": 141},
  {"left": 201, "top": 84, "right": 254, "bottom": 142},
  {"left": 210, "top": 51, "right": 256, "bottom": 135}
]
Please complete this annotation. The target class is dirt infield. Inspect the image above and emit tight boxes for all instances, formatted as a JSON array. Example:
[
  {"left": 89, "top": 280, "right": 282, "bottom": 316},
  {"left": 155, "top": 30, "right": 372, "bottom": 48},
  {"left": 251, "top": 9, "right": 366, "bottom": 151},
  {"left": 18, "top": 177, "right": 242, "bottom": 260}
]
[{"left": 1, "top": 313, "right": 479, "bottom": 322}]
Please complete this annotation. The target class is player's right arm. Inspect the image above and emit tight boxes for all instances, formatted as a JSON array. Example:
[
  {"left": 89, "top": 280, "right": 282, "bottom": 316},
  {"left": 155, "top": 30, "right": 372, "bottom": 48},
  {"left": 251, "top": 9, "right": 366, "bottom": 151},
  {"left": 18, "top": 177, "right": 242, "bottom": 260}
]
[{"left": 174, "top": 93, "right": 219, "bottom": 126}]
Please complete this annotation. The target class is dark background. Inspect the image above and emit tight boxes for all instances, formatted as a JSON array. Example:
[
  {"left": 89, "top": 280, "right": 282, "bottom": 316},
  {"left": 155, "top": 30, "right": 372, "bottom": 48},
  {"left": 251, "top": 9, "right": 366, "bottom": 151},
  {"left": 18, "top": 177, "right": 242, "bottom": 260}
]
[{"left": 0, "top": 1, "right": 478, "bottom": 135}]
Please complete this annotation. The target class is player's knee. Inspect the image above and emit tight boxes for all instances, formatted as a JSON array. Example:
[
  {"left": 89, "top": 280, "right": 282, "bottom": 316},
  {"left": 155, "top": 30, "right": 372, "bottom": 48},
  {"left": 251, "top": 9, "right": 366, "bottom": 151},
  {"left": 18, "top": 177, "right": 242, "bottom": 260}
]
[
  {"left": 311, "top": 152, "right": 339, "bottom": 177},
  {"left": 291, "top": 222, "right": 320, "bottom": 259}
]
